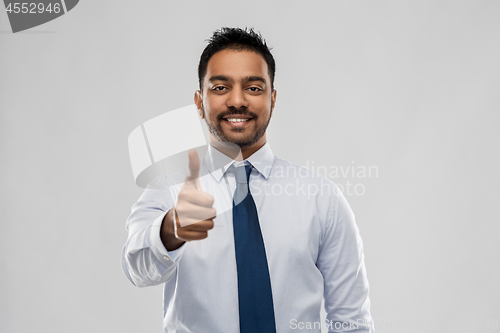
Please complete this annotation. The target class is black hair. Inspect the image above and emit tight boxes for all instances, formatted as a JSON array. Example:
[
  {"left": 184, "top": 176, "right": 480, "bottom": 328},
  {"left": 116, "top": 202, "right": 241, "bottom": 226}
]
[{"left": 198, "top": 27, "right": 276, "bottom": 91}]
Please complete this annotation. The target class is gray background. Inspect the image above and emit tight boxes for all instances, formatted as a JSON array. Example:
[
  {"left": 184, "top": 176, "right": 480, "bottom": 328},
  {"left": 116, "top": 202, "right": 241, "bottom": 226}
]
[{"left": 1, "top": 1, "right": 499, "bottom": 332}]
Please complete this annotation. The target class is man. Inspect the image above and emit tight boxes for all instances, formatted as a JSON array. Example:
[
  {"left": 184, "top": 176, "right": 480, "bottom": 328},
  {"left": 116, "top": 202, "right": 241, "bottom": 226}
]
[{"left": 122, "top": 27, "right": 374, "bottom": 332}]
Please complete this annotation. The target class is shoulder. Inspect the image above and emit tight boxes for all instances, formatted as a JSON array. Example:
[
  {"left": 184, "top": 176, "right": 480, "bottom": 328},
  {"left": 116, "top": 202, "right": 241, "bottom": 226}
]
[
  {"left": 269, "top": 156, "right": 347, "bottom": 234},
  {"left": 271, "top": 156, "right": 339, "bottom": 188}
]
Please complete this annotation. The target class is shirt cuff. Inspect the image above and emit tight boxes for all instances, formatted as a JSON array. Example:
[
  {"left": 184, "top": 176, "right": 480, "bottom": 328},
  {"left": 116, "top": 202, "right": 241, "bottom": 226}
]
[{"left": 148, "top": 211, "right": 186, "bottom": 268}]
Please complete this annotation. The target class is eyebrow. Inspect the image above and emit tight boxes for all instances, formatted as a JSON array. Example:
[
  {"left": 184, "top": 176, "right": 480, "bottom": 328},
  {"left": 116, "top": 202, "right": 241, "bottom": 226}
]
[
  {"left": 244, "top": 76, "right": 267, "bottom": 84},
  {"left": 209, "top": 75, "right": 231, "bottom": 83},
  {"left": 208, "top": 75, "right": 267, "bottom": 85}
]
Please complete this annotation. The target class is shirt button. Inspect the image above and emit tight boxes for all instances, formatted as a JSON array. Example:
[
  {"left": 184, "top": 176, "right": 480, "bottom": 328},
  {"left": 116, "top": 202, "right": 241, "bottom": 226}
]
[{"left": 163, "top": 255, "right": 170, "bottom": 261}]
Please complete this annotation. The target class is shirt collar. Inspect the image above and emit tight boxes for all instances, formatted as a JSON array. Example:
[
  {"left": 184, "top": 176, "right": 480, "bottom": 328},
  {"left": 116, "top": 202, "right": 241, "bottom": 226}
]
[{"left": 203, "top": 142, "right": 275, "bottom": 183}]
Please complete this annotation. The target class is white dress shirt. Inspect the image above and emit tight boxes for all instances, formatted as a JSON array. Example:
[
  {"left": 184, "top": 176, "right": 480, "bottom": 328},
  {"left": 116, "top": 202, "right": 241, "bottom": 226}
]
[{"left": 122, "top": 142, "right": 374, "bottom": 332}]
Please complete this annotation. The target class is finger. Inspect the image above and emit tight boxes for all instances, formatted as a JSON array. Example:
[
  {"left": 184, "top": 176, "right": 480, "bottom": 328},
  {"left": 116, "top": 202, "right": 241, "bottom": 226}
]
[
  {"left": 183, "top": 219, "right": 214, "bottom": 232},
  {"left": 177, "top": 204, "right": 217, "bottom": 225},
  {"left": 185, "top": 149, "right": 200, "bottom": 188},
  {"left": 176, "top": 230, "right": 209, "bottom": 241},
  {"left": 178, "top": 203, "right": 216, "bottom": 220},
  {"left": 177, "top": 214, "right": 216, "bottom": 228},
  {"left": 178, "top": 189, "right": 214, "bottom": 207}
]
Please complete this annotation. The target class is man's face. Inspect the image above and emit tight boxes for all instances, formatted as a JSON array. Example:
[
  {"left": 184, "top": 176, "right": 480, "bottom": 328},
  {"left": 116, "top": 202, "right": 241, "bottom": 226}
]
[{"left": 195, "top": 49, "right": 276, "bottom": 150}]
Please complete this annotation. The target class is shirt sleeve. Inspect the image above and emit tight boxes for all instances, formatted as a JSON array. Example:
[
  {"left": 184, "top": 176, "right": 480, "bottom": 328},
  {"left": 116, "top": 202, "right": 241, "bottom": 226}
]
[
  {"left": 317, "top": 186, "right": 375, "bottom": 332},
  {"left": 121, "top": 178, "right": 186, "bottom": 288}
]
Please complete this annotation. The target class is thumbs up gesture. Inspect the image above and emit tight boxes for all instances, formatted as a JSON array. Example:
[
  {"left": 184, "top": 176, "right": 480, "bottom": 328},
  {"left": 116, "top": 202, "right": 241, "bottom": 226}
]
[{"left": 161, "top": 149, "right": 216, "bottom": 251}]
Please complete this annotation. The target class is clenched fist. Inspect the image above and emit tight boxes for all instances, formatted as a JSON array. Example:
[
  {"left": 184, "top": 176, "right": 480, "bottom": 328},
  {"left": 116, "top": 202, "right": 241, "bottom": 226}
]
[{"left": 160, "top": 149, "right": 216, "bottom": 251}]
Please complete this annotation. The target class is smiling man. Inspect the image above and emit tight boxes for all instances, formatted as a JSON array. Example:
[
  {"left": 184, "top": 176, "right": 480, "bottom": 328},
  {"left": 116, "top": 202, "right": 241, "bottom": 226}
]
[{"left": 122, "top": 27, "right": 375, "bottom": 332}]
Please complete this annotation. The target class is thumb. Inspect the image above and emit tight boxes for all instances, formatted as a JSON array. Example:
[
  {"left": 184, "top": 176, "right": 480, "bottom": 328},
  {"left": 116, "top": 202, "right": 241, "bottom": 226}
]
[{"left": 185, "top": 149, "right": 200, "bottom": 188}]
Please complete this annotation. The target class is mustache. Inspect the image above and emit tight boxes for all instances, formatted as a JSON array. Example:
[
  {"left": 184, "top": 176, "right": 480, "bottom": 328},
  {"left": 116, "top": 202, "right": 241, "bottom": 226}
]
[{"left": 217, "top": 108, "right": 258, "bottom": 120}]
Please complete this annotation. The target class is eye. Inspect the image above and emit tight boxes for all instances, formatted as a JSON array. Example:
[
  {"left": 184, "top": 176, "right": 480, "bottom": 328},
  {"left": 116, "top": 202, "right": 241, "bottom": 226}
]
[
  {"left": 248, "top": 87, "right": 262, "bottom": 92},
  {"left": 212, "top": 86, "right": 227, "bottom": 92}
]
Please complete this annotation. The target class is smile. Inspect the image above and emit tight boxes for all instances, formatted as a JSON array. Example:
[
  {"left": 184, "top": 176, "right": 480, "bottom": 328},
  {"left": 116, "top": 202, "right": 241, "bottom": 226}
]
[
  {"left": 223, "top": 116, "right": 254, "bottom": 129},
  {"left": 221, "top": 116, "right": 254, "bottom": 127},
  {"left": 226, "top": 118, "right": 250, "bottom": 123}
]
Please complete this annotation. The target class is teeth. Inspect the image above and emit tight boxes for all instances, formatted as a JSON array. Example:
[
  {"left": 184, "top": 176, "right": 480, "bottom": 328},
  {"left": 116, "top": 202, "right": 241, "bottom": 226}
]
[{"left": 226, "top": 118, "right": 249, "bottom": 123}]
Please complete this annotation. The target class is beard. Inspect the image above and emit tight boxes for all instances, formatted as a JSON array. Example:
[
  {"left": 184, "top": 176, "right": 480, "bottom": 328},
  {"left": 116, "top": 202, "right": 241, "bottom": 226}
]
[{"left": 203, "top": 106, "right": 272, "bottom": 148}]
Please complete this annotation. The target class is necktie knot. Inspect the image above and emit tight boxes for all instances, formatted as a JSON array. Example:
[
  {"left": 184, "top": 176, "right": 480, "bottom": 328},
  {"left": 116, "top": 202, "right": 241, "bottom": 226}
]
[
  {"left": 229, "top": 163, "right": 252, "bottom": 205},
  {"left": 230, "top": 163, "right": 252, "bottom": 185}
]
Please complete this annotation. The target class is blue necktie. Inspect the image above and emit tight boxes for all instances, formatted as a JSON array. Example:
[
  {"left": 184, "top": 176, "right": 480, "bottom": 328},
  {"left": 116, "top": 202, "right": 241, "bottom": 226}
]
[{"left": 231, "top": 164, "right": 276, "bottom": 333}]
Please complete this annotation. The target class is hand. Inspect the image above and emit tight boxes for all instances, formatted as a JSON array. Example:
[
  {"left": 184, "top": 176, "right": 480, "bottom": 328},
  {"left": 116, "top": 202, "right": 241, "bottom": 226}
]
[{"left": 161, "top": 149, "right": 216, "bottom": 251}]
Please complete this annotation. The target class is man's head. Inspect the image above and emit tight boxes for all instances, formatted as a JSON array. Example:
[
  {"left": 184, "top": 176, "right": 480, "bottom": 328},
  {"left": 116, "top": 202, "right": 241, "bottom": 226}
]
[
  {"left": 198, "top": 27, "right": 276, "bottom": 91},
  {"left": 195, "top": 27, "right": 277, "bottom": 155}
]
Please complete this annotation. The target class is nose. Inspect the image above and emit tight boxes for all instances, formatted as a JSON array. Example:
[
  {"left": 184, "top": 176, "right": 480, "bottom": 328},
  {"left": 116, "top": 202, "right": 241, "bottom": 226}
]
[{"left": 226, "top": 87, "right": 248, "bottom": 109}]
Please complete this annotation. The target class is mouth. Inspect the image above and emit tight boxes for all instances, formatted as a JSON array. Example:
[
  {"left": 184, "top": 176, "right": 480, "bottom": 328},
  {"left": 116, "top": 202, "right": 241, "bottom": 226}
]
[{"left": 222, "top": 116, "right": 254, "bottom": 127}]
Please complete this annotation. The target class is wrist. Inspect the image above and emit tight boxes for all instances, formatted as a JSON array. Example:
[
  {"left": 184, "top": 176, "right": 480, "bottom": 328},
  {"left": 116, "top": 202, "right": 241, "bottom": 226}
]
[{"left": 161, "top": 209, "right": 185, "bottom": 251}]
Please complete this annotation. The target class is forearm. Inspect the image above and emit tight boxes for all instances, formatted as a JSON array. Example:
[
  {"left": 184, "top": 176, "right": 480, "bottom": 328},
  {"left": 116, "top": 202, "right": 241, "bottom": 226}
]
[
  {"left": 320, "top": 187, "right": 375, "bottom": 332},
  {"left": 122, "top": 212, "right": 183, "bottom": 287}
]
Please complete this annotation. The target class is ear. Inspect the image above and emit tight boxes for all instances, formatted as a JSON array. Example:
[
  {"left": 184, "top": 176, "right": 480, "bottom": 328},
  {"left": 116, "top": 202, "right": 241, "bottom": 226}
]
[
  {"left": 194, "top": 90, "right": 204, "bottom": 119},
  {"left": 270, "top": 89, "right": 277, "bottom": 114}
]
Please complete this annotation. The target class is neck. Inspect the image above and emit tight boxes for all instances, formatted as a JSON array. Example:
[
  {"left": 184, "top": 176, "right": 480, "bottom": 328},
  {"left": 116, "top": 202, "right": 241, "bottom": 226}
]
[
  {"left": 239, "top": 141, "right": 266, "bottom": 160},
  {"left": 210, "top": 140, "right": 266, "bottom": 161}
]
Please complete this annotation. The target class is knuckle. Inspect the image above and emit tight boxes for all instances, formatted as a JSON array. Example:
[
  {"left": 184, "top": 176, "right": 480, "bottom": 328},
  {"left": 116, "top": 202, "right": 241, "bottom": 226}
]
[
  {"left": 175, "top": 205, "right": 186, "bottom": 215},
  {"left": 177, "top": 192, "right": 188, "bottom": 201},
  {"left": 207, "top": 220, "right": 214, "bottom": 230}
]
